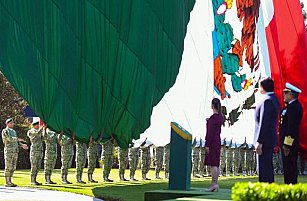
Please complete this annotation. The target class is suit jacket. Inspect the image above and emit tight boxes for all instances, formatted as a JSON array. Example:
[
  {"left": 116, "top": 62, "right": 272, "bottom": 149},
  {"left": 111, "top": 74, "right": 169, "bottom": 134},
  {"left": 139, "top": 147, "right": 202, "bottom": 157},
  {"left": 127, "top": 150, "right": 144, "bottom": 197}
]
[
  {"left": 254, "top": 93, "right": 280, "bottom": 149},
  {"left": 279, "top": 100, "right": 303, "bottom": 150}
]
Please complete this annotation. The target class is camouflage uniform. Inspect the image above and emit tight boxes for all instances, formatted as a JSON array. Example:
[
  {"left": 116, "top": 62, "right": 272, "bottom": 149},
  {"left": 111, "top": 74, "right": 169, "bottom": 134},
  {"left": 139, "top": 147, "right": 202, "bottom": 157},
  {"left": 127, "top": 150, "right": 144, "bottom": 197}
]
[
  {"left": 129, "top": 147, "right": 140, "bottom": 181},
  {"left": 101, "top": 139, "right": 114, "bottom": 182},
  {"left": 2, "top": 127, "right": 19, "bottom": 187},
  {"left": 154, "top": 146, "right": 164, "bottom": 179},
  {"left": 239, "top": 142, "right": 248, "bottom": 176},
  {"left": 198, "top": 145, "right": 206, "bottom": 177},
  {"left": 27, "top": 127, "right": 44, "bottom": 185},
  {"left": 141, "top": 146, "right": 151, "bottom": 180},
  {"left": 87, "top": 140, "right": 98, "bottom": 182},
  {"left": 59, "top": 134, "right": 74, "bottom": 184},
  {"left": 247, "top": 145, "right": 256, "bottom": 175},
  {"left": 232, "top": 143, "right": 241, "bottom": 176},
  {"left": 225, "top": 140, "right": 232, "bottom": 176},
  {"left": 163, "top": 144, "right": 170, "bottom": 179},
  {"left": 273, "top": 147, "right": 282, "bottom": 175},
  {"left": 192, "top": 146, "right": 200, "bottom": 178},
  {"left": 75, "top": 141, "right": 87, "bottom": 183},
  {"left": 117, "top": 147, "right": 128, "bottom": 181},
  {"left": 219, "top": 140, "right": 226, "bottom": 176},
  {"left": 43, "top": 129, "right": 58, "bottom": 184}
]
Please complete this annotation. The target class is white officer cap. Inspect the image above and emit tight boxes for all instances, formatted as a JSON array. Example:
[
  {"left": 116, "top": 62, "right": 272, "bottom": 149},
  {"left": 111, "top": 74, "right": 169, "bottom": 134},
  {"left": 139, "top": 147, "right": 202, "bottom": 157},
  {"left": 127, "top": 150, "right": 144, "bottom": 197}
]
[
  {"left": 284, "top": 82, "right": 302, "bottom": 94},
  {"left": 32, "top": 119, "right": 40, "bottom": 125},
  {"left": 5, "top": 118, "right": 13, "bottom": 124}
]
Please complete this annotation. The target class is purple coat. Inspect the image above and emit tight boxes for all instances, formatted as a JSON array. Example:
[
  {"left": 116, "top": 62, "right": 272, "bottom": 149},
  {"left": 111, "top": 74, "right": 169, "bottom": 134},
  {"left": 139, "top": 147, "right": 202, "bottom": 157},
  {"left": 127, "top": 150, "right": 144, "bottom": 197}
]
[{"left": 204, "top": 113, "right": 224, "bottom": 167}]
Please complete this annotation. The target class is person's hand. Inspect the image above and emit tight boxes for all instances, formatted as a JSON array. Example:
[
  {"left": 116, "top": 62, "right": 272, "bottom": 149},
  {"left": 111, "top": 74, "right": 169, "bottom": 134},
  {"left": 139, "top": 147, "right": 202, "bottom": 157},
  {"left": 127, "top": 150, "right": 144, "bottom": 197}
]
[
  {"left": 205, "top": 146, "right": 209, "bottom": 154},
  {"left": 255, "top": 143, "right": 263, "bottom": 155},
  {"left": 17, "top": 138, "right": 26, "bottom": 143},
  {"left": 20, "top": 143, "right": 28, "bottom": 150},
  {"left": 283, "top": 146, "right": 290, "bottom": 156}
]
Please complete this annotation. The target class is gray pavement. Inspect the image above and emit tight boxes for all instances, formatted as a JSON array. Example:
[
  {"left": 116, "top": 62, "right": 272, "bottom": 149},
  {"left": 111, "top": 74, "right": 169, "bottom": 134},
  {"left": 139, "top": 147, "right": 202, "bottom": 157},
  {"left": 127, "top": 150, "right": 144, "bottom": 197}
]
[{"left": 0, "top": 186, "right": 103, "bottom": 201}]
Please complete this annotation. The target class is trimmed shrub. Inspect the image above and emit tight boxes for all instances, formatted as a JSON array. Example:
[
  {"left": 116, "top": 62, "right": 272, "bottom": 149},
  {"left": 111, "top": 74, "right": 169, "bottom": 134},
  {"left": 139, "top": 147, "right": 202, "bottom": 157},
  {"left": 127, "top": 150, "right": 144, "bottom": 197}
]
[{"left": 232, "top": 182, "right": 307, "bottom": 201}]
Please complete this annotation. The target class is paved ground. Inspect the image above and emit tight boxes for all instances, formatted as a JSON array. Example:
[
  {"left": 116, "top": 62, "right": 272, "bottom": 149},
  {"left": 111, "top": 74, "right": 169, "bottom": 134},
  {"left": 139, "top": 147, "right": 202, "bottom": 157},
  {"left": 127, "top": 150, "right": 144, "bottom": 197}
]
[{"left": 0, "top": 186, "right": 103, "bottom": 201}]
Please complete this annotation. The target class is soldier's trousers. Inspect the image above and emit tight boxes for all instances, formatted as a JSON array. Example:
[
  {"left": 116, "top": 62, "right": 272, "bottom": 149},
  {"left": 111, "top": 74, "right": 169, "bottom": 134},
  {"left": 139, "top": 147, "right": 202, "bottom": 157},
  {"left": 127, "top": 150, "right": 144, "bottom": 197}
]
[
  {"left": 119, "top": 157, "right": 128, "bottom": 175},
  {"left": 141, "top": 158, "right": 151, "bottom": 174},
  {"left": 44, "top": 154, "right": 57, "bottom": 175},
  {"left": 102, "top": 155, "right": 113, "bottom": 178},
  {"left": 61, "top": 154, "right": 73, "bottom": 175},
  {"left": 30, "top": 151, "right": 43, "bottom": 176},
  {"left": 155, "top": 161, "right": 163, "bottom": 174},
  {"left": 4, "top": 152, "right": 18, "bottom": 177},
  {"left": 87, "top": 152, "right": 97, "bottom": 174},
  {"left": 192, "top": 157, "right": 199, "bottom": 174},
  {"left": 164, "top": 161, "right": 169, "bottom": 173},
  {"left": 76, "top": 154, "right": 86, "bottom": 176},
  {"left": 129, "top": 158, "right": 139, "bottom": 175}
]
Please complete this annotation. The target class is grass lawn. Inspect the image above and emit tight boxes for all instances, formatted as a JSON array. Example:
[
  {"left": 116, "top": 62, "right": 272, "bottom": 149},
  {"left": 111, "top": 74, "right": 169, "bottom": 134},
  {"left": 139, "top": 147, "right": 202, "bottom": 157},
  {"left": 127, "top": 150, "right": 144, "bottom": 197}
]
[{"left": 0, "top": 169, "right": 306, "bottom": 201}]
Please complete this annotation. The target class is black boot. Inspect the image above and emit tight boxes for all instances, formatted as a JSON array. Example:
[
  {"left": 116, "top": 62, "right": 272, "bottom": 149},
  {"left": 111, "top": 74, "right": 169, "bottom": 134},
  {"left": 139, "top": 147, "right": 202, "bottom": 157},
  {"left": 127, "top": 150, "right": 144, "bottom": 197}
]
[
  {"left": 31, "top": 175, "right": 42, "bottom": 185},
  {"left": 62, "top": 174, "right": 72, "bottom": 184},
  {"left": 76, "top": 174, "right": 86, "bottom": 184},
  {"left": 88, "top": 174, "right": 98, "bottom": 183},
  {"left": 45, "top": 174, "right": 56, "bottom": 184},
  {"left": 5, "top": 176, "right": 16, "bottom": 187}
]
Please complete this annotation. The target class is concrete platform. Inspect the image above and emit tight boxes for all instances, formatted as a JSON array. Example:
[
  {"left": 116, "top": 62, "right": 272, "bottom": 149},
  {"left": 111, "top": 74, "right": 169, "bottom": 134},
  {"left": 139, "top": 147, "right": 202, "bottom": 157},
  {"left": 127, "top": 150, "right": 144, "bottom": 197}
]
[
  {"left": 0, "top": 186, "right": 103, "bottom": 201},
  {"left": 144, "top": 188, "right": 231, "bottom": 201}
]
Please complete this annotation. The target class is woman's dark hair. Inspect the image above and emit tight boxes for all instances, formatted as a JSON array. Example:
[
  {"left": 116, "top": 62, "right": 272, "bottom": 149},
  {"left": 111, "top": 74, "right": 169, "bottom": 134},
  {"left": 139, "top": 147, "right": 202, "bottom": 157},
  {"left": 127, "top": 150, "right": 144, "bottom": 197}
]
[
  {"left": 260, "top": 77, "right": 274, "bottom": 92},
  {"left": 212, "top": 98, "right": 222, "bottom": 114}
]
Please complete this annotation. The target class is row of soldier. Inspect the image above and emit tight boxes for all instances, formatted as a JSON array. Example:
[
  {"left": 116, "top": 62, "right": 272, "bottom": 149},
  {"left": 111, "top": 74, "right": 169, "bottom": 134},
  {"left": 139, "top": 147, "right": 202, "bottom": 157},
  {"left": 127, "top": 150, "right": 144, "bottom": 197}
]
[
  {"left": 191, "top": 137, "right": 307, "bottom": 178},
  {"left": 3, "top": 118, "right": 306, "bottom": 187},
  {"left": 1, "top": 118, "right": 172, "bottom": 187}
]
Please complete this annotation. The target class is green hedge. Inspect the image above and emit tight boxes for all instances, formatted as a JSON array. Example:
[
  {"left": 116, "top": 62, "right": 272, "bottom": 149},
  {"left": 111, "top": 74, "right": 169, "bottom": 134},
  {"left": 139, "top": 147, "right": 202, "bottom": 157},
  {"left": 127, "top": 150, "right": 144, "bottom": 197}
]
[{"left": 232, "top": 182, "right": 307, "bottom": 201}]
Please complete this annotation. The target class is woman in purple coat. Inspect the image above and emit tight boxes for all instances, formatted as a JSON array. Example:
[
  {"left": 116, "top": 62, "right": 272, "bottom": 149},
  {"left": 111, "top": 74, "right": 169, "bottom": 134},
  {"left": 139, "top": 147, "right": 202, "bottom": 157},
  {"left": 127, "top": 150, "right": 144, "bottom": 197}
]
[{"left": 204, "top": 98, "right": 224, "bottom": 192}]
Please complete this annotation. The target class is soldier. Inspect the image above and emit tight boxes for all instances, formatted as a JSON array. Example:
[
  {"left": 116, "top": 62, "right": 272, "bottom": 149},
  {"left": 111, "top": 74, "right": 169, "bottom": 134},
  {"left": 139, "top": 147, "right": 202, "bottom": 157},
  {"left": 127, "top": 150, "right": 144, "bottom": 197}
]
[
  {"left": 239, "top": 137, "right": 248, "bottom": 176},
  {"left": 87, "top": 137, "right": 98, "bottom": 183},
  {"left": 154, "top": 146, "right": 164, "bottom": 179},
  {"left": 273, "top": 146, "right": 282, "bottom": 175},
  {"left": 247, "top": 145, "right": 256, "bottom": 175},
  {"left": 232, "top": 142, "right": 241, "bottom": 176},
  {"left": 27, "top": 120, "right": 44, "bottom": 185},
  {"left": 198, "top": 139, "right": 206, "bottom": 177},
  {"left": 192, "top": 138, "right": 200, "bottom": 178},
  {"left": 2, "top": 118, "right": 28, "bottom": 187},
  {"left": 58, "top": 130, "right": 75, "bottom": 184},
  {"left": 141, "top": 139, "right": 153, "bottom": 180},
  {"left": 163, "top": 143, "right": 170, "bottom": 179},
  {"left": 101, "top": 136, "right": 115, "bottom": 182},
  {"left": 219, "top": 138, "right": 226, "bottom": 176},
  {"left": 75, "top": 141, "right": 87, "bottom": 183},
  {"left": 117, "top": 146, "right": 129, "bottom": 181},
  {"left": 43, "top": 127, "right": 58, "bottom": 184},
  {"left": 128, "top": 142, "right": 142, "bottom": 181},
  {"left": 225, "top": 139, "right": 232, "bottom": 176}
]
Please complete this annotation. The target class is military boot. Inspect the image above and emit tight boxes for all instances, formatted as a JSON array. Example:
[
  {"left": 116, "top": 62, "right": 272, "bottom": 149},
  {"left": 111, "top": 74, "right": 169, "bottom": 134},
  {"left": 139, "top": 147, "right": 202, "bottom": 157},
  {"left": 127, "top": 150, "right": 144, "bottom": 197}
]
[
  {"left": 142, "top": 173, "right": 150, "bottom": 180},
  {"left": 76, "top": 174, "right": 86, "bottom": 184},
  {"left": 103, "top": 176, "right": 113, "bottom": 182},
  {"left": 62, "top": 174, "right": 72, "bottom": 184},
  {"left": 155, "top": 172, "right": 161, "bottom": 179},
  {"left": 5, "top": 177, "right": 16, "bottom": 187},
  {"left": 45, "top": 174, "right": 56, "bottom": 184},
  {"left": 31, "top": 175, "right": 42, "bottom": 185},
  {"left": 88, "top": 174, "right": 98, "bottom": 183},
  {"left": 119, "top": 174, "right": 128, "bottom": 181},
  {"left": 130, "top": 172, "right": 138, "bottom": 181}
]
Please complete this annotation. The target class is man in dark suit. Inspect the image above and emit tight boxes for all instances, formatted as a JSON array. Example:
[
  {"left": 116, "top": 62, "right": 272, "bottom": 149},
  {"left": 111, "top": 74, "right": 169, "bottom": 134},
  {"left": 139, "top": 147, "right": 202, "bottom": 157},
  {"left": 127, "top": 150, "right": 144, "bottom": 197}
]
[
  {"left": 279, "top": 82, "right": 303, "bottom": 184},
  {"left": 254, "top": 77, "right": 280, "bottom": 183}
]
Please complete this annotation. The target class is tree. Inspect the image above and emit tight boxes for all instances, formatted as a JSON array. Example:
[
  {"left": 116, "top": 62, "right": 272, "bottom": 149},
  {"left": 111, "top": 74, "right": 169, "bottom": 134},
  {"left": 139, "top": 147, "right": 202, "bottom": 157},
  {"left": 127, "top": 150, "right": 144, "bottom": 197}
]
[
  {"left": 0, "top": 72, "right": 26, "bottom": 127},
  {"left": 0, "top": 71, "right": 29, "bottom": 169}
]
